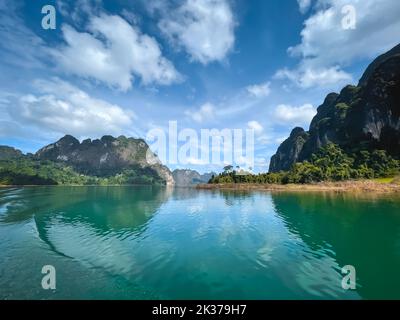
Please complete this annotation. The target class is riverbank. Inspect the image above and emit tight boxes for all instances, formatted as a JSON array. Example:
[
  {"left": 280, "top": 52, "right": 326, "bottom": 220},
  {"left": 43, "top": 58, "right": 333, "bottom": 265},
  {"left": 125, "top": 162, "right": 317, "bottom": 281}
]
[
  {"left": 2, "top": 180, "right": 400, "bottom": 193},
  {"left": 197, "top": 180, "right": 400, "bottom": 193}
]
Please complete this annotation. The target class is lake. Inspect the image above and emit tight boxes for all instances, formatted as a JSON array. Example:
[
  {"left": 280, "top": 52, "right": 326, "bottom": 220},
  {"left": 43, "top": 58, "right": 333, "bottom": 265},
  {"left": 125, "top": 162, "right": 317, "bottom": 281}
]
[{"left": 1, "top": 186, "right": 400, "bottom": 300}]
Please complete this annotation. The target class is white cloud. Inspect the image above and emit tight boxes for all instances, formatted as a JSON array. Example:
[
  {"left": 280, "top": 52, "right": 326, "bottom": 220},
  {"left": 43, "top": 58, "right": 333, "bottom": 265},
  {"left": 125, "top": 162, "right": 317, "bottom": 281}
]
[
  {"left": 274, "top": 104, "right": 317, "bottom": 126},
  {"left": 184, "top": 157, "right": 208, "bottom": 165},
  {"left": 10, "top": 78, "right": 134, "bottom": 137},
  {"left": 290, "top": 0, "right": 400, "bottom": 66},
  {"left": 297, "top": 0, "right": 312, "bottom": 14},
  {"left": 185, "top": 103, "right": 216, "bottom": 123},
  {"left": 257, "top": 135, "right": 272, "bottom": 146},
  {"left": 247, "top": 121, "right": 264, "bottom": 135},
  {"left": 277, "top": 0, "right": 400, "bottom": 89},
  {"left": 246, "top": 82, "right": 271, "bottom": 98},
  {"left": 275, "top": 66, "right": 352, "bottom": 89},
  {"left": 53, "top": 13, "right": 181, "bottom": 91},
  {"left": 57, "top": 0, "right": 103, "bottom": 24},
  {"left": 158, "top": 0, "right": 235, "bottom": 64}
]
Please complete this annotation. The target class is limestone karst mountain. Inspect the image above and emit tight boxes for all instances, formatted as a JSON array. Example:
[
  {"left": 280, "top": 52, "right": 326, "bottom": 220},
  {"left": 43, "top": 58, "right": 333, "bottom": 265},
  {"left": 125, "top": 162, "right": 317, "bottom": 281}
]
[
  {"left": 269, "top": 44, "right": 400, "bottom": 172},
  {"left": 0, "top": 135, "right": 174, "bottom": 186}
]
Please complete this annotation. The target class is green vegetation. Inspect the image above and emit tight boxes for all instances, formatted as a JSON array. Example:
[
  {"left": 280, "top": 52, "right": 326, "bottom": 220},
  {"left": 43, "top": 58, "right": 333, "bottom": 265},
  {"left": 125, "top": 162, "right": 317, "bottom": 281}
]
[
  {"left": 0, "top": 158, "right": 166, "bottom": 186},
  {"left": 335, "top": 103, "right": 350, "bottom": 120},
  {"left": 373, "top": 177, "right": 395, "bottom": 184},
  {"left": 2, "top": 143, "right": 399, "bottom": 187},
  {"left": 210, "top": 144, "right": 400, "bottom": 185}
]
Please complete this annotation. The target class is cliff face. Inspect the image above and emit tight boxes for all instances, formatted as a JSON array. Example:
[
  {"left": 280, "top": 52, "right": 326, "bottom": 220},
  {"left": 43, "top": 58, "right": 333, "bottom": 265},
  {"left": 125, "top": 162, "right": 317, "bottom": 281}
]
[
  {"left": 269, "top": 128, "right": 309, "bottom": 172},
  {"left": 269, "top": 44, "right": 400, "bottom": 172},
  {"left": 35, "top": 135, "right": 174, "bottom": 185}
]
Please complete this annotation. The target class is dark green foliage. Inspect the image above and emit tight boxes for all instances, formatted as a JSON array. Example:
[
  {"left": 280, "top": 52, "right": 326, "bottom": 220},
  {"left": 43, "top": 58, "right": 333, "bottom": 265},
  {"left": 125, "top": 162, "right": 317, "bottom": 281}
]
[
  {"left": 356, "top": 150, "right": 400, "bottom": 177},
  {"left": 0, "top": 158, "right": 166, "bottom": 186},
  {"left": 0, "top": 170, "right": 57, "bottom": 185},
  {"left": 210, "top": 144, "right": 400, "bottom": 185},
  {"left": 335, "top": 103, "right": 350, "bottom": 120}
]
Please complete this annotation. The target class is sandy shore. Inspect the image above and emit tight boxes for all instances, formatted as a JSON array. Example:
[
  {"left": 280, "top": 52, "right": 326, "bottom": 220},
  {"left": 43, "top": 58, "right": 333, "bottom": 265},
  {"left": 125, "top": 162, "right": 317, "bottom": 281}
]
[{"left": 197, "top": 180, "right": 400, "bottom": 193}]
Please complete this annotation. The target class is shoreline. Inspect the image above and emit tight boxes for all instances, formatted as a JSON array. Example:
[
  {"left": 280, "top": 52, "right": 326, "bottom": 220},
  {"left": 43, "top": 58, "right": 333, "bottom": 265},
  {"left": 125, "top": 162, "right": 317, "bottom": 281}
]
[
  {"left": 197, "top": 180, "right": 400, "bottom": 193},
  {"left": 0, "top": 184, "right": 171, "bottom": 188},
  {"left": 2, "top": 181, "right": 400, "bottom": 193}
]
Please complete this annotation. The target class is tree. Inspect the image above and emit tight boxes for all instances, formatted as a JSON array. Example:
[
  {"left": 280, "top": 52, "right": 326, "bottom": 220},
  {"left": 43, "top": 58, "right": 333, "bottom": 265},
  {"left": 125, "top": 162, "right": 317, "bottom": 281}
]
[{"left": 223, "top": 165, "right": 233, "bottom": 173}]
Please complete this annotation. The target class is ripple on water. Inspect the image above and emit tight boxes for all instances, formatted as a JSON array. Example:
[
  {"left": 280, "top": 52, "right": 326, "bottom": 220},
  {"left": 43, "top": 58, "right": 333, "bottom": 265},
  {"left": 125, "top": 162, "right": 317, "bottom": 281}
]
[{"left": 1, "top": 187, "right": 400, "bottom": 299}]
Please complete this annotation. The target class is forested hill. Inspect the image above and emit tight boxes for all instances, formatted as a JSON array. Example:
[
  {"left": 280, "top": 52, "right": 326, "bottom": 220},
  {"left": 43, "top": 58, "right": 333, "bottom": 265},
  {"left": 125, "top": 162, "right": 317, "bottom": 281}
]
[{"left": 0, "top": 135, "right": 174, "bottom": 186}]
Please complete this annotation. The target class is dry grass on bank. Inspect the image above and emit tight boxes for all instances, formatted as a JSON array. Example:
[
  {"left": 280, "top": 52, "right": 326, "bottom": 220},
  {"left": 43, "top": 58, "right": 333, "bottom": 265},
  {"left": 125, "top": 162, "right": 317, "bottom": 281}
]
[{"left": 197, "top": 180, "right": 400, "bottom": 194}]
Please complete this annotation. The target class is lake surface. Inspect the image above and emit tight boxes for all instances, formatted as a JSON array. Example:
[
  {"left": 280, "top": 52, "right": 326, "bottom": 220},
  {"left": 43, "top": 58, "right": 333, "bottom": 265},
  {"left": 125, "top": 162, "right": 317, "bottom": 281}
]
[{"left": 1, "top": 186, "right": 400, "bottom": 300}]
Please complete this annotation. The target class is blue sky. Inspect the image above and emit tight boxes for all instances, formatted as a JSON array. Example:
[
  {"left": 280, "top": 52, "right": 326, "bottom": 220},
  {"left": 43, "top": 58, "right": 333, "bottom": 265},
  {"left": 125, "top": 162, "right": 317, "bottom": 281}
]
[{"left": 0, "top": 0, "right": 399, "bottom": 173}]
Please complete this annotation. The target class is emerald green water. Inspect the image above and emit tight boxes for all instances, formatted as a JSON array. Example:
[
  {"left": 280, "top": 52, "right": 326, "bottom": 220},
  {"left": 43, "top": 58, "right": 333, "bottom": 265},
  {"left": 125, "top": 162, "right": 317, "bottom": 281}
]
[{"left": 1, "top": 186, "right": 400, "bottom": 300}]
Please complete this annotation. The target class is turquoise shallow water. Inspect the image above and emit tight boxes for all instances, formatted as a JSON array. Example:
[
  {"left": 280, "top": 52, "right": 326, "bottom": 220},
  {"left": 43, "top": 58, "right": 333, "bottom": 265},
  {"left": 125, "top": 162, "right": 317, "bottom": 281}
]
[{"left": 0, "top": 186, "right": 400, "bottom": 300}]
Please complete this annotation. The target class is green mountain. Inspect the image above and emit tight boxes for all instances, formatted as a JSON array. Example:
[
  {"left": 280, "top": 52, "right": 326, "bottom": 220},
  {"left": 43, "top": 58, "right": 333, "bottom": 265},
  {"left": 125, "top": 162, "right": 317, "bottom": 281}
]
[
  {"left": 0, "top": 146, "right": 24, "bottom": 160},
  {"left": 269, "top": 44, "right": 400, "bottom": 173},
  {"left": 0, "top": 135, "right": 174, "bottom": 186}
]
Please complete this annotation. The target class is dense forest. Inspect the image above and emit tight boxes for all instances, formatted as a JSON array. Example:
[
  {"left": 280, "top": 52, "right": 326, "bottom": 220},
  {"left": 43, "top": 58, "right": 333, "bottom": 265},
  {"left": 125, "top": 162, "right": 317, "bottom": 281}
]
[
  {"left": 0, "top": 157, "right": 166, "bottom": 186},
  {"left": 209, "top": 144, "right": 400, "bottom": 185}
]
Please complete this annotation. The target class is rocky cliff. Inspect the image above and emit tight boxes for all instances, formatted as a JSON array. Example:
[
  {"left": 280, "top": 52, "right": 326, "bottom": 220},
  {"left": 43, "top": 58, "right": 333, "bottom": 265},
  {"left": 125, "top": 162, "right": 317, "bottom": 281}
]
[
  {"left": 269, "top": 44, "right": 400, "bottom": 172},
  {"left": 269, "top": 128, "right": 309, "bottom": 172},
  {"left": 35, "top": 135, "right": 174, "bottom": 185}
]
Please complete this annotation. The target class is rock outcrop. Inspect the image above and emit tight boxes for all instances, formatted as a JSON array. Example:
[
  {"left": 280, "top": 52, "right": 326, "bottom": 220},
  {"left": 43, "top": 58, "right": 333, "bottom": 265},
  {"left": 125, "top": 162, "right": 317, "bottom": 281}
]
[
  {"left": 269, "top": 128, "right": 309, "bottom": 172},
  {"left": 35, "top": 135, "right": 174, "bottom": 185},
  {"left": 269, "top": 44, "right": 400, "bottom": 172}
]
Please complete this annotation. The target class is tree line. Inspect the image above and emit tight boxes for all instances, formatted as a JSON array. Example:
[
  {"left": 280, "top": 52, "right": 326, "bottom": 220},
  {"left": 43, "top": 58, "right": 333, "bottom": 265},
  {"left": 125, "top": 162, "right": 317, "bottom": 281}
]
[{"left": 209, "top": 144, "right": 400, "bottom": 184}]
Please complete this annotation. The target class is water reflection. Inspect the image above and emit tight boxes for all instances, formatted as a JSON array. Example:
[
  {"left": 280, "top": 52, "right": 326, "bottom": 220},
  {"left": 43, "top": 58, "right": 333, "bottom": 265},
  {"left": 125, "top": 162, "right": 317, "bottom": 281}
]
[
  {"left": 1, "top": 187, "right": 400, "bottom": 299},
  {"left": 1, "top": 186, "right": 172, "bottom": 228},
  {"left": 271, "top": 192, "right": 400, "bottom": 299},
  {"left": 1, "top": 187, "right": 173, "bottom": 276}
]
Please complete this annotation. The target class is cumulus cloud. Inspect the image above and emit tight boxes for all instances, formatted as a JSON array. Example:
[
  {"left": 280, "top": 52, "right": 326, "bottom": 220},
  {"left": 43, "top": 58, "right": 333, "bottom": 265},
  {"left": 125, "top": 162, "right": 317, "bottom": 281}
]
[
  {"left": 247, "top": 121, "right": 264, "bottom": 135},
  {"left": 275, "top": 66, "right": 352, "bottom": 89},
  {"left": 277, "top": 0, "right": 400, "bottom": 89},
  {"left": 273, "top": 104, "right": 316, "bottom": 126},
  {"left": 246, "top": 82, "right": 271, "bottom": 98},
  {"left": 9, "top": 79, "right": 134, "bottom": 137},
  {"left": 185, "top": 103, "right": 216, "bottom": 123},
  {"left": 158, "top": 0, "right": 236, "bottom": 64},
  {"left": 52, "top": 13, "right": 181, "bottom": 91}
]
